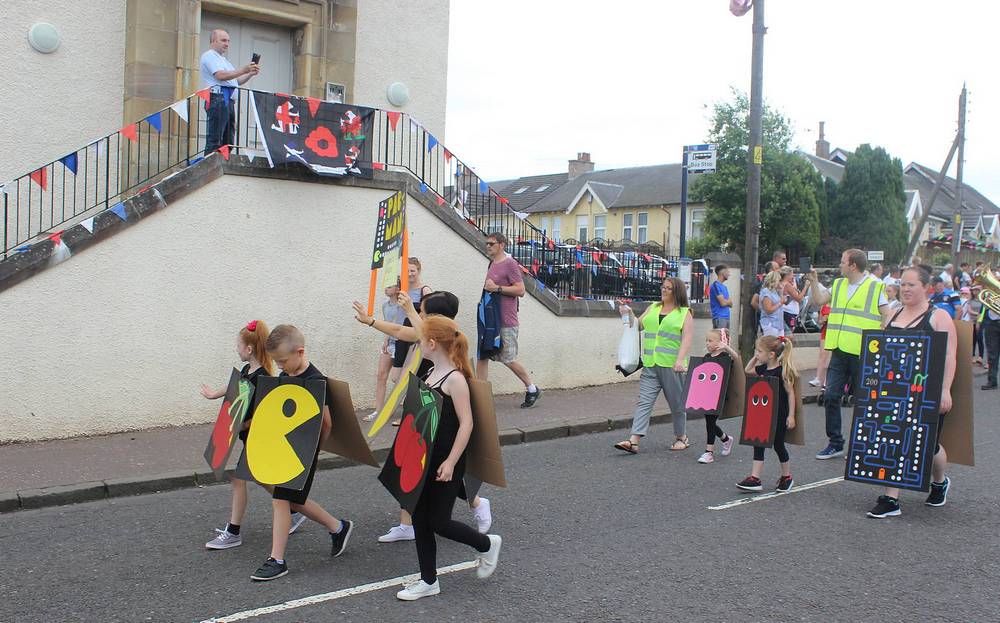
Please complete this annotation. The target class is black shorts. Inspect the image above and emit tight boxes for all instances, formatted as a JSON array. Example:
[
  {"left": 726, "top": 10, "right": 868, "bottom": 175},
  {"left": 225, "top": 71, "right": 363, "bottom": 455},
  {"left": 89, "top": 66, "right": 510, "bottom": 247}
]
[
  {"left": 392, "top": 319, "right": 414, "bottom": 367},
  {"left": 272, "top": 451, "right": 319, "bottom": 506}
]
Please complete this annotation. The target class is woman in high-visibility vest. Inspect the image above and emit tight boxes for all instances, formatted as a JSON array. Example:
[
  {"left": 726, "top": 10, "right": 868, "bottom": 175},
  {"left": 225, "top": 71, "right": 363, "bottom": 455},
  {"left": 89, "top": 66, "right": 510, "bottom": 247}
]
[{"left": 615, "top": 276, "right": 695, "bottom": 453}]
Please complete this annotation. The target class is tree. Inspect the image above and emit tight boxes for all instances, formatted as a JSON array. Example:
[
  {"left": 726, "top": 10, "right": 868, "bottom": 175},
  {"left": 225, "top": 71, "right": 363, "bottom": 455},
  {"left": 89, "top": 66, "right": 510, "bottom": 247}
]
[
  {"left": 829, "top": 144, "right": 908, "bottom": 264},
  {"left": 693, "top": 90, "right": 822, "bottom": 264}
]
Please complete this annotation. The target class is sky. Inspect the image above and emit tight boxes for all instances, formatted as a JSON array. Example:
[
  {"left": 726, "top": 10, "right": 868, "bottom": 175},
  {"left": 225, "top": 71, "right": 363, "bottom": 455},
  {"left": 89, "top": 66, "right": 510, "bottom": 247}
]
[{"left": 445, "top": 0, "right": 1000, "bottom": 202}]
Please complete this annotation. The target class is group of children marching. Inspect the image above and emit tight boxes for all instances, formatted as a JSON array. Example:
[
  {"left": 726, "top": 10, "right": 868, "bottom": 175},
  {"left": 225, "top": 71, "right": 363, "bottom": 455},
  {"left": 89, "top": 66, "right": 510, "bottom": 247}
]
[{"left": 199, "top": 306, "right": 500, "bottom": 601}]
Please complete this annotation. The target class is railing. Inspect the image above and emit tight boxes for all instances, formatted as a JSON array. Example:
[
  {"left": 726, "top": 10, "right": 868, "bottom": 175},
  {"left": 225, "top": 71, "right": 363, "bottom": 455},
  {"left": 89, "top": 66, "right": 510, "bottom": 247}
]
[{"left": 2, "top": 87, "right": 701, "bottom": 301}]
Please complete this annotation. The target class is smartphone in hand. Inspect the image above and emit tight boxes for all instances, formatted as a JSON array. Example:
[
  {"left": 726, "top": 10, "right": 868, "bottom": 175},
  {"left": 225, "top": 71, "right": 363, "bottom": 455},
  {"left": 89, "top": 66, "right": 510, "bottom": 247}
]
[{"left": 251, "top": 52, "right": 261, "bottom": 65}]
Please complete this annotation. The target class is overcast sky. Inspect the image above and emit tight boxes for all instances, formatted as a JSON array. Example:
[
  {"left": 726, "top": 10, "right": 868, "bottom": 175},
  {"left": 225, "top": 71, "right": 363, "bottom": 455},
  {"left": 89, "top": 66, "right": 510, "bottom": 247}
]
[{"left": 445, "top": 0, "right": 1000, "bottom": 203}]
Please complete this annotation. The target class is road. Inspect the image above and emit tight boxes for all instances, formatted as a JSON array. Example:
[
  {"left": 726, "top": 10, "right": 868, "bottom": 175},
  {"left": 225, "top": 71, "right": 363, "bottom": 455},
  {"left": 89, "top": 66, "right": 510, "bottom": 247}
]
[{"left": 1, "top": 395, "right": 998, "bottom": 623}]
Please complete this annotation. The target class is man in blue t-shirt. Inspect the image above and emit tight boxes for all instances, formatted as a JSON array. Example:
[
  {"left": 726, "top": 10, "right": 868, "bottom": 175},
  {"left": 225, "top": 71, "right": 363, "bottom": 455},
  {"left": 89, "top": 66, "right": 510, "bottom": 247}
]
[
  {"left": 710, "top": 264, "right": 732, "bottom": 329},
  {"left": 929, "top": 276, "right": 961, "bottom": 318}
]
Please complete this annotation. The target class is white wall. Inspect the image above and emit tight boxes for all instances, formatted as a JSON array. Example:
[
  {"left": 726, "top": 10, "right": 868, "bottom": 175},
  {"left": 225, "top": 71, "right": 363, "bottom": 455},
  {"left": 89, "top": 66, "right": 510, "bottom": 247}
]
[
  {"left": 0, "top": 174, "right": 632, "bottom": 442},
  {"left": 354, "top": 0, "right": 449, "bottom": 139},
  {"left": 0, "top": 0, "right": 126, "bottom": 181}
]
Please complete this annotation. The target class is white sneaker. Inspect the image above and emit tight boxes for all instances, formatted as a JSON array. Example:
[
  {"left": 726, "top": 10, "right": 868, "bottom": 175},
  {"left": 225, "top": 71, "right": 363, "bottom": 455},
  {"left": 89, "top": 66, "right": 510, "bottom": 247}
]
[
  {"left": 288, "top": 512, "right": 307, "bottom": 535},
  {"left": 809, "top": 378, "right": 822, "bottom": 387},
  {"left": 476, "top": 534, "right": 502, "bottom": 579},
  {"left": 472, "top": 497, "right": 493, "bottom": 534},
  {"left": 378, "top": 524, "right": 415, "bottom": 543},
  {"left": 362, "top": 411, "right": 376, "bottom": 422},
  {"left": 697, "top": 451, "right": 715, "bottom": 464},
  {"left": 205, "top": 528, "right": 242, "bottom": 550},
  {"left": 720, "top": 435, "right": 734, "bottom": 457},
  {"left": 396, "top": 579, "right": 440, "bottom": 601}
]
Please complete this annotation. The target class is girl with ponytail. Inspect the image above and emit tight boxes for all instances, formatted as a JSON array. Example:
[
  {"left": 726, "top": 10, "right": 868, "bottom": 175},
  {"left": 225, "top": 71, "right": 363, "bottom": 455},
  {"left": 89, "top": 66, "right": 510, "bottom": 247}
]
[
  {"left": 736, "top": 334, "right": 799, "bottom": 493},
  {"left": 395, "top": 316, "right": 502, "bottom": 601}
]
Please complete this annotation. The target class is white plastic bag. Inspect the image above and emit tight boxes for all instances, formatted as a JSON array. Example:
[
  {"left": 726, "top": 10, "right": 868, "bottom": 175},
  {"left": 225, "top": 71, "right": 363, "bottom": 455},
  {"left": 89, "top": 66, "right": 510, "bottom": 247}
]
[{"left": 617, "top": 317, "right": 640, "bottom": 374}]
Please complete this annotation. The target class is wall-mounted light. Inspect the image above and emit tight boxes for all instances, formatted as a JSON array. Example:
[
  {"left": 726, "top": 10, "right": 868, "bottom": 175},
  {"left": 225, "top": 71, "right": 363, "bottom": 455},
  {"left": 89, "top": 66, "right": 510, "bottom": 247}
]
[
  {"left": 386, "top": 81, "right": 409, "bottom": 107},
  {"left": 28, "top": 22, "right": 61, "bottom": 54}
]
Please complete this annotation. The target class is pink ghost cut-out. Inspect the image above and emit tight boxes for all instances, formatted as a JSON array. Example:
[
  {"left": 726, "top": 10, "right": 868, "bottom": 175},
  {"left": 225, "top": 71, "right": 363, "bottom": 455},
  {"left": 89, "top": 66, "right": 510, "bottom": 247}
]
[{"left": 685, "top": 361, "right": 725, "bottom": 411}]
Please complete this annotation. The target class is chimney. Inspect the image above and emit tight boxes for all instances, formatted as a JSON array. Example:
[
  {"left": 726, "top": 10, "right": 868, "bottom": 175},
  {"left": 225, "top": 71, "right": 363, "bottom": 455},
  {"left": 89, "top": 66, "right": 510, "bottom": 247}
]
[
  {"left": 568, "top": 152, "right": 594, "bottom": 179},
  {"left": 815, "top": 121, "right": 830, "bottom": 159}
]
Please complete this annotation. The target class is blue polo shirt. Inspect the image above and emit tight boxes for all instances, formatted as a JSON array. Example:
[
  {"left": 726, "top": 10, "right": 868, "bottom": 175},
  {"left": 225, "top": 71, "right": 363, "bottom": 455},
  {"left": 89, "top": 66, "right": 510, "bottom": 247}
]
[
  {"left": 710, "top": 280, "right": 730, "bottom": 319},
  {"left": 929, "top": 289, "right": 960, "bottom": 318}
]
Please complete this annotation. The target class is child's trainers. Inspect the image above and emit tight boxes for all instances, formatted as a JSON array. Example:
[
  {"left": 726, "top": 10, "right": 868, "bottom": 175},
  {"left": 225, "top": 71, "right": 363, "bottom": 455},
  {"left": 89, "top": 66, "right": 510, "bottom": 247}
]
[
  {"left": 396, "top": 579, "right": 440, "bottom": 601},
  {"left": 925, "top": 477, "right": 950, "bottom": 507},
  {"left": 378, "top": 524, "right": 415, "bottom": 543},
  {"left": 250, "top": 557, "right": 288, "bottom": 581},
  {"left": 776, "top": 475, "right": 794, "bottom": 492},
  {"left": 330, "top": 519, "right": 354, "bottom": 557},
  {"left": 736, "top": 476, "right": 763, "bottom": 491},
  {"left": 472, "top": 497, "right": 493, "bottom": 534},
  {"left": 205, "top": 528, "right": 242, "bottom": 550},
  {"left": 288, "top": 512, "right": 307, "bottom": 535},
  {"left": 720, "top": 435, "right": 734, "bottom": 456},
  {"left": 866, "top": 495, "right": 901, "bottom": 518},
  {"left": 697, "top": 451, "right": 715, "bottom": 464}
]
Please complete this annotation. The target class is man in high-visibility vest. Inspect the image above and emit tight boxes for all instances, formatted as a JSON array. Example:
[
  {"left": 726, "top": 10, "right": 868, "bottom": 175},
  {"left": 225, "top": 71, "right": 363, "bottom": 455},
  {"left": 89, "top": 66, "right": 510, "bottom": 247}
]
[{"left": 808, "top": 249, "right": 890, "bottom": 459}]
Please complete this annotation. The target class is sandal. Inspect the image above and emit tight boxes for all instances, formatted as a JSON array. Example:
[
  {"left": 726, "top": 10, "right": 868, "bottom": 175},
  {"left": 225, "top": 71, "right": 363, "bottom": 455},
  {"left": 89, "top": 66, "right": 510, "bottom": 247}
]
[
  {"left": 614, "top": 440, "right": 639, "bottom": 454},
  {"left": 670, "top": 436, "right": 690, "bottom": 451}
]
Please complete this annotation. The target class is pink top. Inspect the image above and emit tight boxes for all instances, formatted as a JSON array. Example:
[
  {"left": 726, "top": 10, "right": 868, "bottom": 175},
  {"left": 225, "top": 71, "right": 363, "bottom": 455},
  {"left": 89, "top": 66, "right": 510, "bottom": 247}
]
[{"left": 487, "top": 255, "right": 523, "bottom": 327}]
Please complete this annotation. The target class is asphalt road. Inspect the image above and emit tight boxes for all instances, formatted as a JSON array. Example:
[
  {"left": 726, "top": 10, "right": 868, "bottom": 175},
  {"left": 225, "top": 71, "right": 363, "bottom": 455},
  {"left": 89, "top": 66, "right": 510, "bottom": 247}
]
[{"left": 2, "top": 394, "right": 998, "bottom": 623}]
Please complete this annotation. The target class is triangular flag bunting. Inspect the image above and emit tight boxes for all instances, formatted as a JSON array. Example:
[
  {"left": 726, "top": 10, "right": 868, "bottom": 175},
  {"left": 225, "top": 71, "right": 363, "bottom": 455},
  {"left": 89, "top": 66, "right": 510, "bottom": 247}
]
[
  {"left": 110, "top": 202, "right": 127, "bottom": 221},
  {"left": 189, "top": 155, "right": 204, "bottom": 166},
  {"left": 373, "top": 162, "right": 386, "bottom": 170},
  {"left": 169, "top": 100, "right": 188, "bottom": 123},
  {"left": 49, "top": 237, "right": 72, "bottom": 266},
  {"left": 306, "top": 97, "right": 322, "bottom": 117},
  {"left": 547, "top": 239, "right": 555, "bottom": 250},
  {"left": 410, "top": 119, "right": 418, "bottom": 134},
  {"left": 60, "top": 153, "right": 78, "bottom": 175},
  {"left": 245, "top": 150, "right": 255, "bottom": 164},
  {"left": 386, "top": 111, "right": 401, "bottom": 131},
  {"left": 419, "top": 183, "right": 428, "bottom": 193},
  {"left": 435, "top": 195, "right": 445, "bottom": 206},
  {"left": 197, "top": 88, "right": 211, "bottom": 104},
  {"left": 513, "top": 210, "right": 528, "bottom": 220},
  {"left": 499, "top": 197, "right": 509, "bottom": 205},
  {"left": 444, "top": 149, "right": 452, "bottom": 163},
  {"left": 427, "top": 135, "right": 438, "bottom": 151},
  {"left": 479, "top": 180, "right": 488, "bottom": 193},
  {"left": 218, "top": 145, "right": 230, "bottom": 160},
  {"left": 121, "top": 124, "right": 138, "bottom": 142},
  {"left": 80, "top": 217, "right": 95, "bottom": 233},
  {"left": 16, "top": 244, "right": 32, "bottom": 254},
  {"left": 146, "top": 111, "right": 162, "bottom": 133},
  {"left": 47, "top": 230, "right": 65, "bottom": 245},
  {"left": 29, "top": 168, "right": 48, "bottom": 190}
]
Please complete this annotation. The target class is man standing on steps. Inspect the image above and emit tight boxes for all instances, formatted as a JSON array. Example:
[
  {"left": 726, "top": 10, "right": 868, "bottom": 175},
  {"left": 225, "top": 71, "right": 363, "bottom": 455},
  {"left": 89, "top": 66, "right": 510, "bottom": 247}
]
[
  {"left": 477, "top": 232, "right": 542, "bottom": 408},
  {"left": 200, "top": 29, "right": 260, "bottom": 155},
  {"left": 808, "top": 248, "right": 889, "bottom": 459}
]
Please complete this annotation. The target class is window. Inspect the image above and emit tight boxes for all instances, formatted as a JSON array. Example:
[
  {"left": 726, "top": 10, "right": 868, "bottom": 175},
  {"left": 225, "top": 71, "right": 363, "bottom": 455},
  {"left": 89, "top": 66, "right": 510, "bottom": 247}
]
[
  {"left": 513, "top": 186, "right": 529, "bottom": 194},
  {"left": 552, "top": 216, "right": 562, "bottom": 241},
  {"left": 638, "top": 212, "right": 648, "bottom": 243},
  {"left": 690, "top": 209, "right": 705, "bottom": 240},
  {"left": 594, "top": 215, "right": 607, "bottom": 240},
  {"left": 535, "top": 184, "right": 550, "bottom": 192},
  {"left": 539, "top": 216, "right": 550, "bottom": 236},
  {"left": 623, "top": 213, "right": 634, "bottom": 241},
  {"left": 577, "top": 215, "right": 588, "bottom": 241}
]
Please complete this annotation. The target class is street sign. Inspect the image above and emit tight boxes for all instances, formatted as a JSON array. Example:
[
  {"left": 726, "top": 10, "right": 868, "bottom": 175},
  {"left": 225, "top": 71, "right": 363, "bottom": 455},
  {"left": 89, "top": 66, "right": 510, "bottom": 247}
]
[
  {"left": 685, "top": 144, "right": 717, "bottom": 174},
  {"left": 867, "top": 250, "right": 884, "bottom": 261}
]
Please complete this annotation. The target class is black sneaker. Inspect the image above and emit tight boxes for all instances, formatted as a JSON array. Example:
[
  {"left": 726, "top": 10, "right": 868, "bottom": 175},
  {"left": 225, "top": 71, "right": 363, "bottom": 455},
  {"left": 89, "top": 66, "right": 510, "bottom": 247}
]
[
  {"left": 520, "top": 388, "right": 542, "bottom": 408},
  {"left": 981, "top": 383, "right": 997, "bottom": 390},
  {"left": 736, "top": 476, "right": 763, "bottom": 491},
  {"left": 330, "top": 519, "right": 353, "bottom": 557},
  {"left": 866, "top": 495, "right": 901, "bottom": 518},
  {"left": 776, "top": 475, "right": 794, "bottom": 492},
  {"left": 250, "top": 557, "right": 288, "bottom": 581},
  {"left": 925, "top": 478, "right": 950, "bottom": 507}
]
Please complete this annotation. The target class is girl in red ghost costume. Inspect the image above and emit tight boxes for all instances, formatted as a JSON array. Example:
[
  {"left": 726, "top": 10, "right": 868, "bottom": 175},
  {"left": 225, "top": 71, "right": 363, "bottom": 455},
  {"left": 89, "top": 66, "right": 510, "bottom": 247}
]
[{"left": 736, "top": 335, "right": 799, "bottom": 492}]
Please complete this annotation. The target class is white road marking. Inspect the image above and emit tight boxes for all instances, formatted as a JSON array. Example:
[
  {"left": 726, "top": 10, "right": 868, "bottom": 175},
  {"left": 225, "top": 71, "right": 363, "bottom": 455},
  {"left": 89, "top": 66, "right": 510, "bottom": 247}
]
[
  {"left": 707, "top": 476, "right": 844, "bottom": 510},
  {"left": 197, "top": 560, "right": 478, "bottom": 622}
]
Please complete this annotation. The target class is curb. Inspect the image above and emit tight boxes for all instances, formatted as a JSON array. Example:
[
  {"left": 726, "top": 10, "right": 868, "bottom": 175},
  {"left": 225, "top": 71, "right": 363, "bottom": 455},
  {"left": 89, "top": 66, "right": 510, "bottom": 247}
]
[{"left": 0, "top": 396, "right": 822, "bottom": 514}]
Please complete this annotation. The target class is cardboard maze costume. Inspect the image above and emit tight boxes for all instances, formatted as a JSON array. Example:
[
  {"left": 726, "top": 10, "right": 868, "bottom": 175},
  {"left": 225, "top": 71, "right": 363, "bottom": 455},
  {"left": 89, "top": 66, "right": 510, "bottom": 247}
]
[
  {"left": 739, "top": 375, "right": 780, "bottom": 448},
  {"left": 940, "top": 320, "right": 975, "bottom": 466},
  {"left": 379, "top": 374, "right": 444, "bottom": 514},
  {"left": 844, "top": 329, "right": 947, "bottom": 492},
  {"left": 467, "top": 378, "right": 507, "bottom": 488},
  {"left": 203, "top": 368, "right": 255, "bottom": 479}
]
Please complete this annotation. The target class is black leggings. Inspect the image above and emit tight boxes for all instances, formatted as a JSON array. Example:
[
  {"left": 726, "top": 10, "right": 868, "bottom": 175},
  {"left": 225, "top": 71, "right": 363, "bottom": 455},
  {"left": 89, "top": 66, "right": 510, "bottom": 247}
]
[
  {"left": 753, "top": 417, "right": 789, "bottom": 462},
  {"left": 413, "top": 468, "right": 490, "bottom": 584},
  {"left": 705, "top": 415, "right": 727, "bottom": 445}
]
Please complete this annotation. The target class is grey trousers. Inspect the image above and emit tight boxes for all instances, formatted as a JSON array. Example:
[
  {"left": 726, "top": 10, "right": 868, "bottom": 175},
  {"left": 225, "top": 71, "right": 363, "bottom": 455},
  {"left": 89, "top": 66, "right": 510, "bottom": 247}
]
[{"left": 630, "top": 365, "right": 687, "bottom": 438}]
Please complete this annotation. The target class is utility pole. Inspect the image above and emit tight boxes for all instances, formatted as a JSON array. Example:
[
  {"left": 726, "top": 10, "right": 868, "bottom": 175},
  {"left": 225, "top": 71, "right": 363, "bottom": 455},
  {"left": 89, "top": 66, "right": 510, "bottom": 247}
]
[
  {"left": 680, "top": 147, "right": 689, "bottom": 258},
  {"left": 739, "top": 0, "right": 765, "bottom": 361},
  {"left": 951, "top": 84, "right": 967, "bottom": 264}
]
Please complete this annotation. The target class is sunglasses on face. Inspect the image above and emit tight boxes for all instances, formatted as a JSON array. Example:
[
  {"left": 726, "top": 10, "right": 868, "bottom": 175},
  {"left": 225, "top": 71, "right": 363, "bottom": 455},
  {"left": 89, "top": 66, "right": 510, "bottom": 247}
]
[{"left": 486, "top": 242, "right": 499, "bottom": 247}]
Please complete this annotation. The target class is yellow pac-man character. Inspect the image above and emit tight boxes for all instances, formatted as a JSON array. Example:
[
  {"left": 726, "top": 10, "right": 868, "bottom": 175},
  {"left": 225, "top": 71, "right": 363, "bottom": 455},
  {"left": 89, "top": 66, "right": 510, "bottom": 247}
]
[
  {"left": 246, "top": 384, "right": 321, "bottom": 485},
  {"left": 868, "top": 339, "right": 880, "bottom": 354}
]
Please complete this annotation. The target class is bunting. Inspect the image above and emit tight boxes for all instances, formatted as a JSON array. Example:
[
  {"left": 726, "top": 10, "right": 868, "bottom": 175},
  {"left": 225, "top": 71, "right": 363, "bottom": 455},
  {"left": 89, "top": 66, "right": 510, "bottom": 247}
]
[
  {"left": 29, "top": 168, "right": 47, "bottom": 190},
  {"left": 121, "top": 124, "right": 138, "bottom": 143},
  {"left": 48, "top": 230, "right": 72, "bottom": 266},
  {"left": 427, "top": 135, "right": 438, "bottom": 151},
  {"left": 435, "top": 194, "right": 445, "bottom": 206},
  {"left": 169, "top": 100, "right": 188, "bottom": 123},
  {"left": 196, "top": 88, "right": 211, "bottom": 109},
  {"left": 110, "top": 202, "right": 127, "bottom": 221},
  {"left": 80, "top": 217, "right": 95, "bottom": 233},
  {"left": 146, "top": 111, "right": 162, "bottom": 133},
  {"left": 444, "top": 149, "right": 452, "bottom": 163},
  {"left": 386, "top": 111, "right": 401, "bottom": 131},
  {"left": 479, "top": 180, "right": 488, "bottom": 193},
  {"left": 419, "top": 182, "right": 428, "bottom": 193},
  {"left": 60, "top": 153, "right": 78, "bottom": 175},
  {"left": 306, "top": 97, "right": 322, "bottom": 117},
  {"left": 217, "top": 145, "right": 230, "bottom": 160}
]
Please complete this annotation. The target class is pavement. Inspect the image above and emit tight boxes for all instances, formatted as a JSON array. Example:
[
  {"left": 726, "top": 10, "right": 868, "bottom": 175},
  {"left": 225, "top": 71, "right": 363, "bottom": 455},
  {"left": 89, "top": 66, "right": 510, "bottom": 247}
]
[
  {"left": 0, "top": 380, "right": 996, "bottom": 623},
  {"left": 0, "top": 371, "right": 825, "bottom": 513}
]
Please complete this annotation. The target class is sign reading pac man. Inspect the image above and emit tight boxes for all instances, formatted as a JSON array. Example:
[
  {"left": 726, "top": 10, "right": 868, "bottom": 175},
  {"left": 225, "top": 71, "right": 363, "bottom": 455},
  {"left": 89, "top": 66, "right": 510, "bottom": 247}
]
[{"left": 234, "top": 375, "right": 327, "bottom": 491}]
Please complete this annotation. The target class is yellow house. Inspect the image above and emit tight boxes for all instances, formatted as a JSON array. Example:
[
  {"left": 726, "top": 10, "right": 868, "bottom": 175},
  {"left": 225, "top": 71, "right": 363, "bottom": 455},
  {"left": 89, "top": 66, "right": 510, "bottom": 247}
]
[{"left": 492, "top": 153, "right": 707, "bottom": 255}]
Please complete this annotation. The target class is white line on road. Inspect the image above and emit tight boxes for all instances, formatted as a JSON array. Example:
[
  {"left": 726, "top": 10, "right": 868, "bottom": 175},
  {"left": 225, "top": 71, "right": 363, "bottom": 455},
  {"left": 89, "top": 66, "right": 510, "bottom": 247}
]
[
  {"left": 707, "top": 476, "right": 844, "bottom": 511},
  {"left": 197, "top": 560, "right": 478, "bottom": 622}
]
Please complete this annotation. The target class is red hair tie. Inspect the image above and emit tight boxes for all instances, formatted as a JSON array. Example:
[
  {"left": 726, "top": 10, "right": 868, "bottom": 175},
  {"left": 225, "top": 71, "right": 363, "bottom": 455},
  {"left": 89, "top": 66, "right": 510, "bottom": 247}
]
[
  {"left": 247, "top": 320, "right": 258, "bottom": 332},
  {"left": 778, "top": 335, "right": 786, "bottom": 343}
]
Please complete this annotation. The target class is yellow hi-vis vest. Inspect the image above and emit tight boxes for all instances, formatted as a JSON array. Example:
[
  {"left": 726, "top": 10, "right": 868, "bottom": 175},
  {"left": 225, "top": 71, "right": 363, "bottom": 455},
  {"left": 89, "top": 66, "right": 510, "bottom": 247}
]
[
  {"left": 825, "top": 276, "right": 884, "bottom": 356},
  {"left": 641, "top": 303, "right": 688, "bottom": 368}
]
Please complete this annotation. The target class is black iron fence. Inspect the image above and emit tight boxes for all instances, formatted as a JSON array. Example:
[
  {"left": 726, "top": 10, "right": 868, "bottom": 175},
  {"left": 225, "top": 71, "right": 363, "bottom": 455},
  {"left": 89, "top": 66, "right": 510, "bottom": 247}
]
[{"left": 2, "top": 87, "right": 703, "bottom": 301}]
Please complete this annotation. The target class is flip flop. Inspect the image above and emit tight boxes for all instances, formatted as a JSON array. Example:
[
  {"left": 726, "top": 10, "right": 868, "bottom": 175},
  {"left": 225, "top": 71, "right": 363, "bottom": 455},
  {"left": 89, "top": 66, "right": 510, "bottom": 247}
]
[{"left": 614, "top": 440, "right": 639, "bottom": 454}]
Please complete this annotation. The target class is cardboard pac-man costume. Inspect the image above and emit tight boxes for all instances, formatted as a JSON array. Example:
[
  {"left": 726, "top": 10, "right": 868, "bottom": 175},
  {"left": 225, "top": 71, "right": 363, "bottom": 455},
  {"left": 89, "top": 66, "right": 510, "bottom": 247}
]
[
  {"left": 319, "top": 377, "right": 379, "bottom": 467},
  {"left": 720, "top": 351, "right": 746, "bottom": 420},
  {"left": 785, "top": 376, "right": 807, "bottom": 446},
  {"left": 739, "top": 375, "right": 780, "bottom": 448},
  {"left": 940, "top": 320, "right": 974, "bottom": 466},
  {"left": 467, "top": 378, "right": 507, "bottom": 488},
  {"left": 682, "top": 356, "right": 732, "bottom": 418},
  {"left": 378, "top": 374, "right": 443, "bottom": 514},
  {"left": 234, "top": 375, "right": 327, "bottom": 490},
  {"left": 203, "top": 368, "right": 255, "bottom": 479}
]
